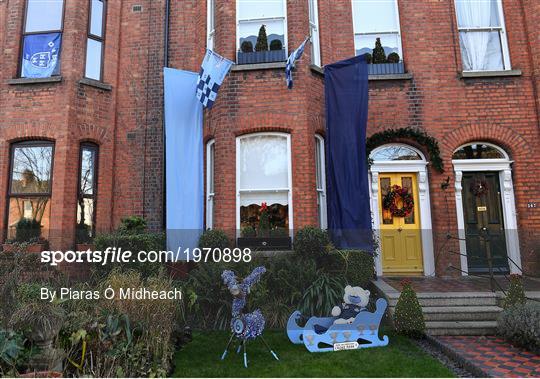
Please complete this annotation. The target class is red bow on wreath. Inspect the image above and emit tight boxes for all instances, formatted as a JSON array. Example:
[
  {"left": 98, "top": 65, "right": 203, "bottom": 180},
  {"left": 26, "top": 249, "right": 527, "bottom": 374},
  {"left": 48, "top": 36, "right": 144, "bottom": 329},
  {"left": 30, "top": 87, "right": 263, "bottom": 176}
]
[{"left": 383, "top": 185, "right": 414, "bottom": 218}]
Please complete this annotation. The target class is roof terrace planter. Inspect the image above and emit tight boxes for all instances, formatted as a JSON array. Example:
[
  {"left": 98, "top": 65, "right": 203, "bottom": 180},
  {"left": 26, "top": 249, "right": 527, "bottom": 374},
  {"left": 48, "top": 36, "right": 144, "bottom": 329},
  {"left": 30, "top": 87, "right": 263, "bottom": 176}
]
[
  {"left": 237, "top": 49, "right": 287, "bottom": 65},
  {"left": 237, "top": 236, "right": 291, "bottom": 251},
  {"left": 368, "top": 62, "right": 405, "bottom": 75}
]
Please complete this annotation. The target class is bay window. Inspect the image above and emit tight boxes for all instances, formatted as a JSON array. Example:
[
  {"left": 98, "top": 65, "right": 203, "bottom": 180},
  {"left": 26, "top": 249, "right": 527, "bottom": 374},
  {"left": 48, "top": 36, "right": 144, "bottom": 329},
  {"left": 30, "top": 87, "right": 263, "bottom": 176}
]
[
  {"left": 85, "top": 0, "right": 107, "bottom": 81},
  {"left": 236, "top": 0, "right": 287, "bottom": 64},
  {"left": 7, "top": 141, "right": 54, "bottom": 241},
  {"left": 309, "top": 0, "right": 321, "bottom": 67},
  {"left": 76, "top": 143, "right": 98, "bottom": 243},
  {"left": 206, "top": 140, "right": 215, "bottom": 229},
  {"left": 352, "top": 0, "right": 404, "bottom": 72},
  {"left": 236, "top": 134, "right": 292, "bottom": 234},
  {"left": 20, "top": 0, "right": 64, "bottom": 78},
  {"left": 454, "top": 0, "right": 511, "bottom": 71},
  {"left": 315, "top": 135, "right": 327, "bottom": 229}
]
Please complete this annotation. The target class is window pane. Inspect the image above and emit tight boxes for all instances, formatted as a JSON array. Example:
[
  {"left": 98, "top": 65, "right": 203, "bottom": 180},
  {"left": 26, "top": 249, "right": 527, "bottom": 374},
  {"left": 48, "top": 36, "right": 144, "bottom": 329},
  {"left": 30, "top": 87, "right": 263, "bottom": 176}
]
[
  {"left": 208, "top": 143, "right": 215, "bottom": 193},
  {"left": 370, "top": 145, "right": 422, "bottom": 161},
  {"left": 455, "top": 0, "right": 500, "bottom": 28},
  {"left": 353, "top": 0, "right": 398, "bottom": 33},
  {"left": 11, "top": 144, "right": 53, "bottom": 194},
  {"left": 90, "top": 0, "right": 104, "bottom": 37},
  {"left": 25, "top": 0, "right": 64, "bottom": 32},
  {"left": 459, "top": 30, "right": 503, "bottom": 71},
  {"left": 238, "top": 0, "right": 284, "bottom": 20},
  {"left": 452, "top": 144, "right": 506, "bottom": 159},
  {"left": 85, "top": 38, "right": 103, "bottom": 80},
  {"left": 402, "top": 176, "right": 415, "bottom": 224},
  {"left": 80, "top": 146, "right": 96, "bottom": 195},
  {"left": 7, "top": 197, "right": 51, "bottom": 240},
  {"left": 315, "top": 139, "right": 323, "bottom": 189},
  {"left": 240, "top": 203, "right": 288, "bottom": 230},
  {"left": 240, "top": 135, "right": 288, "bottom": 190},
  {"left": 77, "top": 198, "right": 95, "bottom": 230},
  {"left": 355, "top": 33, "right": 399, "bottom": 57},
  {"left": 238, "top": 20, "right": 285, "bottom": 50},
  {"left": 21, "top": 33, "right": 62, "bottom": 78}
]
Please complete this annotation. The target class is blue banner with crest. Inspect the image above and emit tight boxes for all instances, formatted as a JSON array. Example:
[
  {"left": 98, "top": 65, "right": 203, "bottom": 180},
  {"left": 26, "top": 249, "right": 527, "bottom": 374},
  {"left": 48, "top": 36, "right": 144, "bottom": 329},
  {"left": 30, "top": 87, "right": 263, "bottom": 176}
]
[{"left": 22, "top": 33, "right": 62, "bottom": 78}]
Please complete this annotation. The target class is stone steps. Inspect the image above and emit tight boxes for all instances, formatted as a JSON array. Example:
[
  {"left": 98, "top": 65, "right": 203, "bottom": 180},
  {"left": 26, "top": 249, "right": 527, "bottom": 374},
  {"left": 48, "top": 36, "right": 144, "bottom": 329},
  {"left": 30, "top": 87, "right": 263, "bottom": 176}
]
[
  {"left": 425, "top": 321, "right": 498, "bottom": 336},
  {"left": 421, "top": 306, "right": 502, "bottom": 322}
]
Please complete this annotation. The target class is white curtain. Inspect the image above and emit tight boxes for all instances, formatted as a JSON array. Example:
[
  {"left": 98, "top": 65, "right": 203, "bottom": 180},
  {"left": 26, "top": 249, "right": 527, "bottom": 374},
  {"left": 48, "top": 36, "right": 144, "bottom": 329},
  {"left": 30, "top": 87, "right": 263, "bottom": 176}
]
[{"left": 456, "top": 0, "right": 503, "bottom": 71}]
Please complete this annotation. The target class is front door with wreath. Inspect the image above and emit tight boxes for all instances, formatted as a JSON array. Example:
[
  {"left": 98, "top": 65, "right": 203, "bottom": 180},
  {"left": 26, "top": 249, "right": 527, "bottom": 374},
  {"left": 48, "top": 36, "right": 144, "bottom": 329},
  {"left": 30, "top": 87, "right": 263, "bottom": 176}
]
[{"left": 378, "top": 173, "right": 423, "bottom": 275}]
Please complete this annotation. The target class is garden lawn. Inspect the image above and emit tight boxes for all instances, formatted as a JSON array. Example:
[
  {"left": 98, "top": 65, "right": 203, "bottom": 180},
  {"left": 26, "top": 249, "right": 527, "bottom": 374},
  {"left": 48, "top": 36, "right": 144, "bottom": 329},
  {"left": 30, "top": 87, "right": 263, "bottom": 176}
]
[{"left": 172, "top": 331, "right": 455, "bottom": 377}]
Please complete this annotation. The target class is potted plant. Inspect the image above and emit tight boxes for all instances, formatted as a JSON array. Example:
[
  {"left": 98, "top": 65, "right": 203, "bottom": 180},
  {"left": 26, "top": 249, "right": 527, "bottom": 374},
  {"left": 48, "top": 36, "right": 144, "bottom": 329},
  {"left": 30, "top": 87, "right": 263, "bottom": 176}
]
[
  {"left": 2, "top": 219, "right": 47, "bottom": 253},
  {"left": 237, "top": 25, "right": 286, "bottom": 64},
  {"left": 237, "top": 203, "right": 292, "bottom": 250},
  {"left": 366, "top": 38, "right": 405, "bottom": 75}
]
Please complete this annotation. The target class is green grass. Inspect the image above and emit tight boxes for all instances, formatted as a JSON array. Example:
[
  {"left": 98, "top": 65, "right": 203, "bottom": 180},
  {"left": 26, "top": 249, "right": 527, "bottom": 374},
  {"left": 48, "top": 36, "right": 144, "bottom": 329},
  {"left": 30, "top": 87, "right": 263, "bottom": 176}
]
[{"left": 172, "top": 331, "right": 455, "bottom": 377}]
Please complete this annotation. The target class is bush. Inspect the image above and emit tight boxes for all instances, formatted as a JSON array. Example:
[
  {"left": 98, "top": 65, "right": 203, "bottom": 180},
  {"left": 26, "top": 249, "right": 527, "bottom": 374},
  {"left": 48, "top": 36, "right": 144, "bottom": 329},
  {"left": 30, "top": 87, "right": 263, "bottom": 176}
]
[
  {"left": 198, "top": 229, "right": 230, "bottom": 250},
  {"left": 75, "top": 223, "right": 92, "bottom": 244},
  {"left": 298, "top": 273, "right": 344, "bottom": 317},
  {"left": 393, "top": 280, "right": 425, "bottom": 338},
  {"left": 387, "top": 52, "right": 400, "bottom": 63},
  {"left": 117, "top": 216, "right": 147, "bottom": 235},
  {"left": 324, "top": 250, "right": 375, "bottom": 288},
  {"left": 241, "top": 226, "right": 256, "bottom": 238},
  {"left": 14, "top": 219, "right": 41, "bottom": 243},
  {"left": 269, "top": 39, "right": 282, "bottom": 51},
  {"left": 502, "top": 274, "right": 526, "bottom": 309},
  {"left": 293, "top": 226, "right": 331, "bottom": 260},
  {"left": 364, "top": 52, "right": 372, "bottom": 64},
  {"left": 498, "top": 304, "right": 540, "bottom": 354},
  {"left": 240, "top": 40, "right": 253, "bottom": 53}
]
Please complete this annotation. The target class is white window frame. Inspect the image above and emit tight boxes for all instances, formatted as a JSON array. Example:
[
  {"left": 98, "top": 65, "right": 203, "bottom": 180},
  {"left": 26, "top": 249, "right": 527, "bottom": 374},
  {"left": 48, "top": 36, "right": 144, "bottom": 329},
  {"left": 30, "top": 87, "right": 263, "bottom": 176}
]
[
  {"left": 315, "top": 135, "right": 327, "bottom": 229},
  {"left": 309, "top": 0, "right": 321, "bottom": 67},
  {"left": 207, "top": 0, "right": 215, "bottom": 50},
  {"left": 206, "top": 139, "right": 215, "bottom": 229},
  {"left": 235, "top": 132, "right": 293, "bottom": 236},
  {"left": 235, "top": 0, "right": 288, "bottom": 61},
  {"left": 351, "top": 0, "right": 403, "bottom": 60},
  {"left": 454, "top": 0, "right": 511, "bottom": 72}
]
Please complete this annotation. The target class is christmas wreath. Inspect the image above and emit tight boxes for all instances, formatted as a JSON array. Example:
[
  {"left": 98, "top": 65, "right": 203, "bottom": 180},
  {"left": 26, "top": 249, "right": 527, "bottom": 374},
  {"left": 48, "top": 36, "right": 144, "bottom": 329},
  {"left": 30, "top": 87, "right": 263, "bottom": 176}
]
[
  {"left": 470, "top": 179, "right": 489, "bottom": 197},
  {"left": 383, "top": 185, "right": 414, "bottom": 217}
]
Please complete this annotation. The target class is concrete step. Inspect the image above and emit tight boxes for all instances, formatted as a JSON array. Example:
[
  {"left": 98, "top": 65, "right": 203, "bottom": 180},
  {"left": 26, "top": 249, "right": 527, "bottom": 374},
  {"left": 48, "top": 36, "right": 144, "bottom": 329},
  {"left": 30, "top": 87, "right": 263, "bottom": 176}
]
[
  {"left": 426, "top": 321, "right": 498, "bottom": 336},
  {"left": 387, "top": 292, "right": 498, "bottom": 307},
  {"left": 421, "top": 306, "right": 502, "bottom": 321}
]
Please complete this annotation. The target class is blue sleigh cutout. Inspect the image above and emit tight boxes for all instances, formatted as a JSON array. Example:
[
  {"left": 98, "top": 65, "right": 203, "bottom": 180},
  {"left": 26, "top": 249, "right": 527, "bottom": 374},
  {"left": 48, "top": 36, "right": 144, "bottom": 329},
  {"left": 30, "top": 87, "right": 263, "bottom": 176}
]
[{"left": 287, "top": 298, "right": 389, "bottom": 352}]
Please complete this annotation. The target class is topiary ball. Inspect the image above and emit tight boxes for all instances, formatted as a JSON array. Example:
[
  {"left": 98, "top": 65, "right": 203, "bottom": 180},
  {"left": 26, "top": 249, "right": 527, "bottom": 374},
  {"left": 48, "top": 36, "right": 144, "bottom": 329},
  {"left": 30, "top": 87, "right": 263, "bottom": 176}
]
[
  {"left": 293, "top": 226, "right": 331, "bottom": 260},
  {"left": 387, "top": 52, "right": 400, "bottom": 63}
]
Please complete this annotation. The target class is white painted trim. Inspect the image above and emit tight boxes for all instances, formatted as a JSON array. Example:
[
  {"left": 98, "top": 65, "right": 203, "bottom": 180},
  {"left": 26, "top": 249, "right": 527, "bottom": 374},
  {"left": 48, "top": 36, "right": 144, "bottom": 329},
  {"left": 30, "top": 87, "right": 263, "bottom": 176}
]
[
  {"left": 309, "top": 0, "right": 321, "bottom": 67},
  {"left": 369, "top": 144, "right": 435, "bottom": 277},
  {"left": 315, "top": 134, "right": 327, "bottom": 229},
  {"left": 452, "top": 143, "right": 521, "bottom": 275},
  {"left": 236, "top": 132, "right": 293, "bottom": 237},
  {"left": 206, "top": 139, "right": 215, "bottom": 229},
  {"left": 206, "top": 0, "right": 215, "bottom": 50}
]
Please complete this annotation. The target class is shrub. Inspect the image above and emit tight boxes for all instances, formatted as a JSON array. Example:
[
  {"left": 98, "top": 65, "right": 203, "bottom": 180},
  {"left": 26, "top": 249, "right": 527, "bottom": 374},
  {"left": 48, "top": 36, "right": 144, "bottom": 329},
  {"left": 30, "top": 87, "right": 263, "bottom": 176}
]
[
  {"left": 387, "top": 52, "right": 400, "bottom": 63},
  {"left": 393, "top": 280, "right": 425, "bottom": 338},
  {"left": 502, "top": 274, "right": 526, "bottom": 309},
  {"left": 364, "top": 52, "right": 372, "bottom": 64},
  {"left": 298, "top": 273, "right": 344, "bottom": 317},
  {"left": 498, "top": 304, "right": 540, "bottom": 354},
  {"left": 0, "top": 330, "right": 24, "bottom": 376},
  {"left": 240, "top": 40, "right": 253, "bottom": 53},
  {"left": 293, "top": 226, "right": 331, "bottom": 260},
  {"left": 324, "top": 250, "right": 375, "bottom": 288},
  {"left": 198, "top": 229, "right": 230, "bottom": 250},
  {"left": 269, "top": 39, "right": 283, "bottom": 51},
  {"left": 75, "top": 223, "right": 92, "bottom": 244},
  {"left": 372, "top": 37, "right": 387, "bottom": 64},
  {"left": 117, "top": 216, "right": 147, "bottom": 235},
  {"left": 241, "top": 226, "right": 256, "bottom": 238},
  {"left": 255, "top": 24, "right": 268, "bottom": 51},
  {"left": 14, "top": 219, "right": 41, "bottom": 243}
]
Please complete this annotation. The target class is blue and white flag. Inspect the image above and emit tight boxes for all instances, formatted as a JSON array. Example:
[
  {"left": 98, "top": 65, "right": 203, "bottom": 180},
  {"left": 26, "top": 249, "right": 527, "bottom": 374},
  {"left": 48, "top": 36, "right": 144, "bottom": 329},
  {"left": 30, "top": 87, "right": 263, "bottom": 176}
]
[
  {"left": 285, "top": 36, "right": 310, "bottom": 89},
  {"left": 196, "top": 49, "right": 233, "bottom": 108},
  {"left": 22, "top": 33, "right": 62, "bottom": 78}
]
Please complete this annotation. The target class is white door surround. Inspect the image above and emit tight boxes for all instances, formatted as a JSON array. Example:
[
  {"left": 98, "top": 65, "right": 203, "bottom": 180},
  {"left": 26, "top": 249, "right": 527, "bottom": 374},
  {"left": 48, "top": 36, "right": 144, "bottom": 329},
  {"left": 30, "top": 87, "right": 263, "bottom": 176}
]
[
  {"left": 452, "top": 143, "right": 522, "bottom": 275},
  {"left": 369, "top": 144, "right": 436, "bottom": 277}
]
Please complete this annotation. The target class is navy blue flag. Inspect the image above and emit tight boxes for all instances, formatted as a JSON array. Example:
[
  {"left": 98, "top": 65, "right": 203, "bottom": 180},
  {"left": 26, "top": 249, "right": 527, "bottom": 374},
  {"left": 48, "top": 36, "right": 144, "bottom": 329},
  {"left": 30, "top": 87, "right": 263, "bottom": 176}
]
[
  {"left": 285, "top": 36, "right": 310, "bottom": 89},
  {"left": 324, "top": 54, "right": 373, "bottom": 251},
  {"left": 196, "top": 49, "right": 233, "bottom": 108},
  {"left": 22, "top": 33, "right": 61, "bottom": 78}
]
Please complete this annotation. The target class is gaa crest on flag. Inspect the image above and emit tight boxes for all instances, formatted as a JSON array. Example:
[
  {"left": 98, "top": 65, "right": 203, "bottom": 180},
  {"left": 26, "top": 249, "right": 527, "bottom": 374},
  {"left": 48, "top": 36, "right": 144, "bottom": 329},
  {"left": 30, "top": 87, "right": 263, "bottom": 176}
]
[{"left": 22, "top": 33, "right": 62, "bottom": 78}]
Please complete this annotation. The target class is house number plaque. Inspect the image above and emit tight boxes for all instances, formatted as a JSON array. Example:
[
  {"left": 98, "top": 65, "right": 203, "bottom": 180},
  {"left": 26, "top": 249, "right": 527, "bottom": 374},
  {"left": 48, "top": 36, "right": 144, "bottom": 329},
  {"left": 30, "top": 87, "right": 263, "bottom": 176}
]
[{"left": 477, "top": 206, "right": 487, "bottom": 212}]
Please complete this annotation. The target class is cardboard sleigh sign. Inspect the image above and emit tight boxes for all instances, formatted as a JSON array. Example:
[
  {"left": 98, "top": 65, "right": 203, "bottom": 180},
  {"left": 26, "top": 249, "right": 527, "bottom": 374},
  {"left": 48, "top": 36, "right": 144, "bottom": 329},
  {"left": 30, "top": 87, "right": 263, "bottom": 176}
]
[{"left": 286, "top": 298, "right": 389, "bottom": 353}]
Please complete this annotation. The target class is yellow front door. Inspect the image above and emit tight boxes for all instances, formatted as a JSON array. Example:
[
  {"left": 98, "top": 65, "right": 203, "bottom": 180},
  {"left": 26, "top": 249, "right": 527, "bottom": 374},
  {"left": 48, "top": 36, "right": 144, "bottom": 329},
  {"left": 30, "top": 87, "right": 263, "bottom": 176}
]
[{"left": 379, "top": 173, "right": 423, "bottom": 275}]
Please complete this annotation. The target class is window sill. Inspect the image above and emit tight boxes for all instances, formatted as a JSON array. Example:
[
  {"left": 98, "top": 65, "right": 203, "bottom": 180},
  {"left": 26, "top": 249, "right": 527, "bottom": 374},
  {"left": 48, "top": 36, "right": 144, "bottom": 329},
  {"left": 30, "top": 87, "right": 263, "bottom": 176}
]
[
  {"left": 231, "top": 62, "right": 286, "bottom": 72},
  {"left": 459, "top": 69, "right": 522, "bottom": 79},
  {"left": 8, "top": 76, "right": 62, "bottom": 85},
  {"left": 310, "top": 65, "right": 413, "bottom": 81},
  {"left": 79, "top": 78, "right": 112, "bottom": 91}
]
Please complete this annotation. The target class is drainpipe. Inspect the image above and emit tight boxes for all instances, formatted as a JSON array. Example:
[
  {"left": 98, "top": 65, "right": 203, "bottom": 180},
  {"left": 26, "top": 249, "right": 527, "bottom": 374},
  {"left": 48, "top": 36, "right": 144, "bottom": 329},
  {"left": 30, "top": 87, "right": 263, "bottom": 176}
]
[{"left": 162, "top": 0, "right": 170, "bottom": 229}]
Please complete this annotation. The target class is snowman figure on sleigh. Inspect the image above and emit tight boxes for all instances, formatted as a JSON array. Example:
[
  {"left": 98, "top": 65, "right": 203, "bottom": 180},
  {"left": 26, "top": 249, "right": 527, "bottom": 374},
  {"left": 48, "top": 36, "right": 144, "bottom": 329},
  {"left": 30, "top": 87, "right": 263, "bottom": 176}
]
[{"left": 287, "top": 285, "right": 389, "bottom": 352}]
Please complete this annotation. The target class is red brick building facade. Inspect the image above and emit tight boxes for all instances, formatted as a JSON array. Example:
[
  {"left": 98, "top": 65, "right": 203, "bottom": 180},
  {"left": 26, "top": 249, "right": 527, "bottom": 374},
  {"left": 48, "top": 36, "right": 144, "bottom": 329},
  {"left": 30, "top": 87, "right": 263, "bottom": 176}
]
[{"left": 0, "top": 0, "right": 538, "bottom": 277}]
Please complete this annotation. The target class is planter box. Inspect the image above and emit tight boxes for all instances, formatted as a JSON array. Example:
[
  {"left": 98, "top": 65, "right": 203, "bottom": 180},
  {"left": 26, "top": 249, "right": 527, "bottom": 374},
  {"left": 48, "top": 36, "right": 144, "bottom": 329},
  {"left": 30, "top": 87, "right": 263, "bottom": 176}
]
[
  {"left": 368, "top": 62, "right": 405, "bottom": 75},
  {"left": 2, "top": 242, "right": 47, "bottom": 253},
  {"left": 237, "top": 236, "right": 291, "bottom": 250},
  {"left": 237, "top": 49, "right": 286, "bottom": 65}
]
